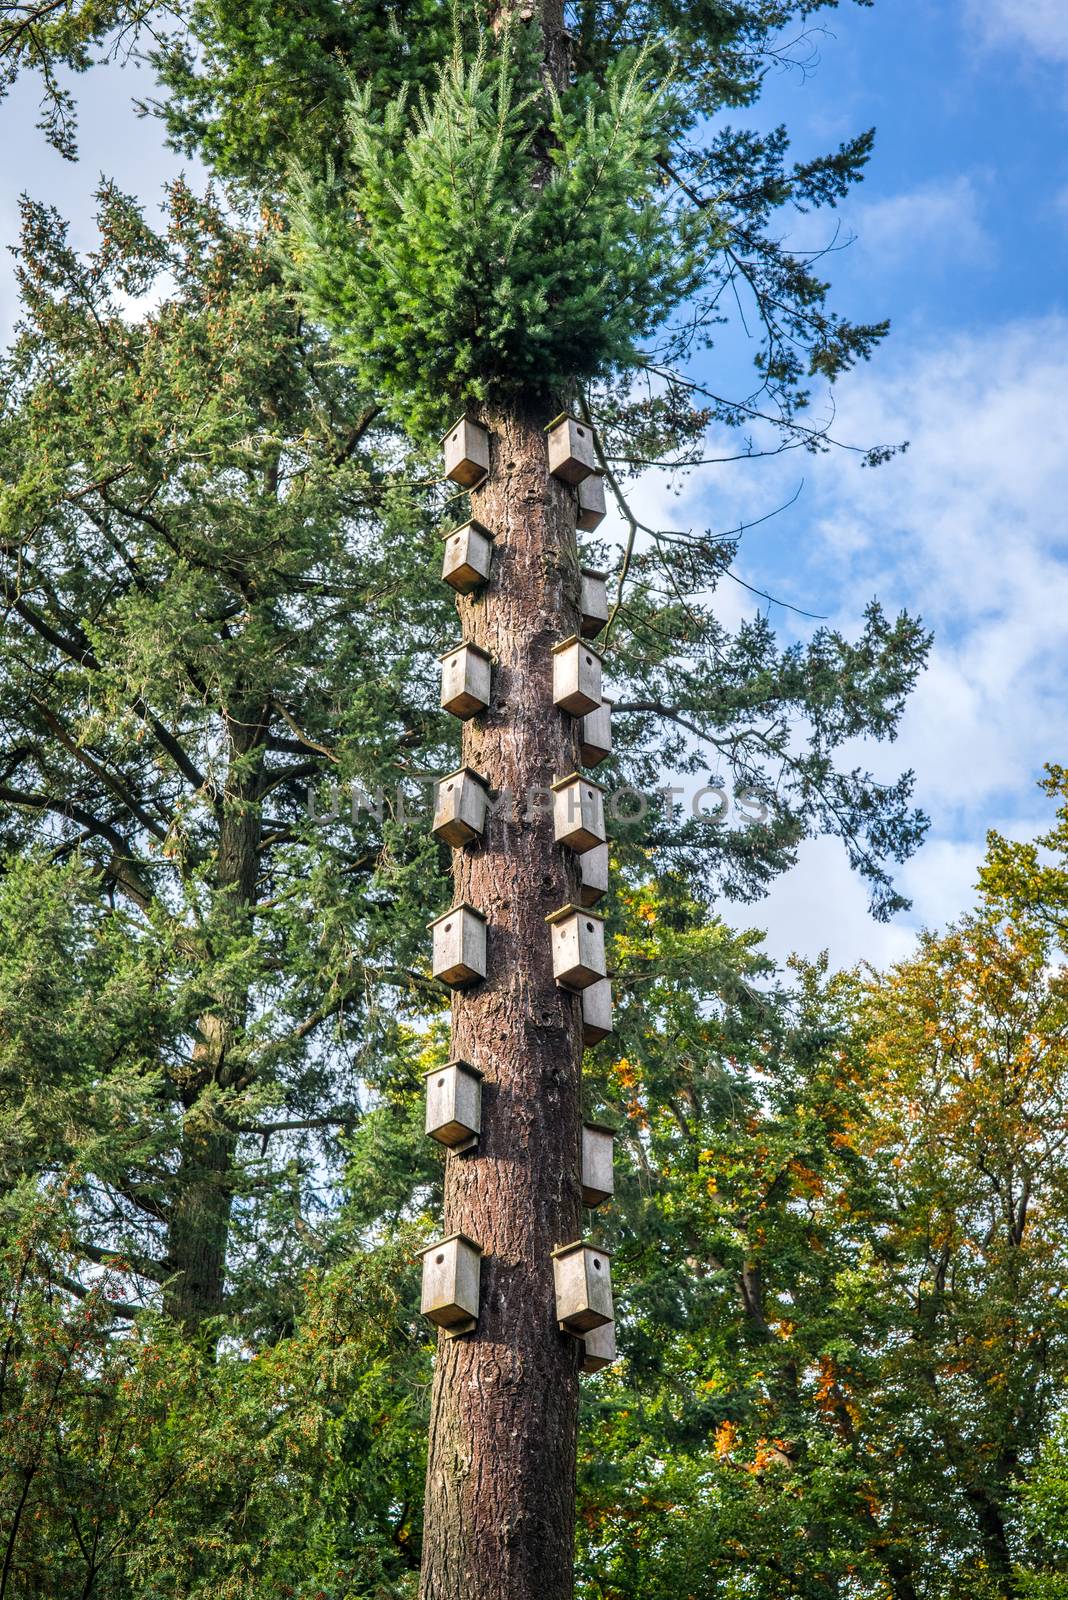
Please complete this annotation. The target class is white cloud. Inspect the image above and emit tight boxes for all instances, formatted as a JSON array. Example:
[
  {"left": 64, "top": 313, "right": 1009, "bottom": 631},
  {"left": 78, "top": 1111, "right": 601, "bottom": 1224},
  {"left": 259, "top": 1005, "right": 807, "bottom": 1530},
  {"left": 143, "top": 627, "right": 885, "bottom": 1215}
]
[
  {"left": 796, "top": 318, "right": 1068, "bottom": 818},
  {"left": 688, "top": 316, "right": 1068, "bottom": 968},
  {"left": 850, "top": 176, "right": 992, "bottom": 269},
  {"left": 967, "top": 0, "right": 1068, "bottom": 65},
  {"left": 593, "top": 319, "right": 1068, "bottom": 969},
  {"left": 725, "top": 837, "right": 918, "bottom": 974}
]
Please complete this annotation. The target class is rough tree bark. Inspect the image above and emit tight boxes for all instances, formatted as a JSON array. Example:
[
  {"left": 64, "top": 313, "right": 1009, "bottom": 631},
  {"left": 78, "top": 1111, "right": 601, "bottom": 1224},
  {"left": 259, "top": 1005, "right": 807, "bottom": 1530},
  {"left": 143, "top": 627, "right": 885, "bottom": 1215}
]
[
  {"left": 419, "top": 394, "right": 591, "bottom": 1600},
  {"left": 417, "top": 0, "right": 595, "bottom": 1586}
]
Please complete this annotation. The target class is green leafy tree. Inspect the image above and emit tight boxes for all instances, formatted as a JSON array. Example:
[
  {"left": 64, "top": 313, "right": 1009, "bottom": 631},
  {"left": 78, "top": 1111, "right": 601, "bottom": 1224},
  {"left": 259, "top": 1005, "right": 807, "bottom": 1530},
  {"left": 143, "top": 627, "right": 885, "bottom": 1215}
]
[
  {"left": 0, "top": 1214, "right": 431, "bottom": 1599},
  {"left": 981, "top": 764, "right": 1068, "bottom": 947},
  {"left": 0, "top": 180, "right": 450, "bottom": 1337}
]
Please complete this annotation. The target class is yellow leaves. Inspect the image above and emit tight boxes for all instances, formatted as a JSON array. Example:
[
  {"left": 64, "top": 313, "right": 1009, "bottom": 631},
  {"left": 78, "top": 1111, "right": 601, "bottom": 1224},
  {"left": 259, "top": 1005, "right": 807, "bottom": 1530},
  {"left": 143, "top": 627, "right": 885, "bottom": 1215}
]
[
  {"left": 787, "top": 1159, "right": 825, "bottom": 1198},
  {"left": 713, "top": 1419, "right": 737, "bottom": 1459},
  {"left": 750, "top": 1438, "right": 794, "bottom": 1473},
  {"left": 814, "top": 1357, "right": 839, "bottom": 1412},
  {"left": 611, "top": 1055, "right": 648, "bottom": 1127},
  {"left": 613, "top": 1056, "right": 638, "bottom": 1091}
]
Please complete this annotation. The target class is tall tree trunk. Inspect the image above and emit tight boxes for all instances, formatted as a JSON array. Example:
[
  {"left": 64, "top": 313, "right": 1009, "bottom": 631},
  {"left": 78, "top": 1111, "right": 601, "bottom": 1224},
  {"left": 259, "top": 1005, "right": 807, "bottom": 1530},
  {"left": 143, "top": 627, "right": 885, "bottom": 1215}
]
[
  {"left": 164, "top": 709, "right": 265, "bottom": 1335},
  {"left": 163, "top": 1027, "right": 238, "bottom": 1334},
  {"left": 419, "top": 405, "right": 589, "bottom": 1600}
]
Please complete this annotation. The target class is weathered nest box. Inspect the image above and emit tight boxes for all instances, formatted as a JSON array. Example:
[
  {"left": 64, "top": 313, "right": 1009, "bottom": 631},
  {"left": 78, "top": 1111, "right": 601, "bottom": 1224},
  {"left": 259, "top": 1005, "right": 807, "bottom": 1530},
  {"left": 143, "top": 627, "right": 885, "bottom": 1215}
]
[
  {"left": 552, "top": 1240, "right": 613, "bottom": 1333},
  {"left": 579, "top": 697, "right": 613, "bottom": 767},
  {"left": 546, "top": 414, "right": 597, "bottom": 484},
  {"left": 424, "top": 1058, "right": 483, "bottom": 1152},
  {"left": 551, "top": 772, "right": 606, "bottom": 854},
  {"left": 578, "top": 842, "right": 609, "bottom": 907},
  {"left": 580, "top": 1318, "right": 617, "bottom": 1373},
  {"left": 581, "top": 1122, "right": 615, "bottom": 1207},
  {"left": 551, "top": 635, "right": 602, "bottom": 717},
  {"left": 442, "top": 415, "right": 490, "bottom": 488},
  {"left": 433, "top": 766, "right": 489, "bottom": 848},
  {"left": 577, "top": 470, "right": 607, "bottom": 532},
  {"left": 440, "top": 641, "right": 491, "bottom": 720},
  {"left": 428, "top": 902, "right": 487, "bottom": 988},
  {"left": 581, "top": 978, "right": 614, "bottom": 1046},
  {"left": 440, "top": 519, "right": 494, "bottom": 595},
  {"left": 579, "top": 569, "right": 609, "bottom": 639},
  {"left": 546, "top": 904, "right": 606, "bottom": 992},
  {"left": 418, "top": 1232, "right": 483, "bottom": 1336}
]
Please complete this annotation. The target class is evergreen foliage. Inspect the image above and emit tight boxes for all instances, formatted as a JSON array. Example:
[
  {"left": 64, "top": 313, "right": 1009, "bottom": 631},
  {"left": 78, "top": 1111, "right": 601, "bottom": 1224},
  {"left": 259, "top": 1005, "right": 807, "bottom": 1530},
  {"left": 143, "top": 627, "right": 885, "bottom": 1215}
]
[
  {"left": 289, "top": 30, "right": 709, "bottom": 436},
  {"left": 0, "top": 181, "right": 453, "bottom": 1334}
]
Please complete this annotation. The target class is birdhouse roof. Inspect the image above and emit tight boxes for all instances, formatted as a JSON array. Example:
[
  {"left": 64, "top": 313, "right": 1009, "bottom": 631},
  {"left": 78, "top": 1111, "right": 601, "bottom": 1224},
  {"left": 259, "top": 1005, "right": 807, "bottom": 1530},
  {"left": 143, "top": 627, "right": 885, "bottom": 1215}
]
[
  {"left": 438, "top": 518, "right": 495, "bottom": 543},
  {"left": 545, "top": 903, "right": 606, "bottom": 927},
  {"left": 551, "top": 635, "right": 603, "bottom": 660},
  {"left": 415, "top": 1232, "right": 484, "bottom": 1257},
  {"left": 551, "top": 1239, "right": 612, "bottom": 1261},
  {"left": 439, "top": 640, "right": 492, "bottom": 663},
  {"left": 422, "top": 1058, "right": 484, "bottom": 1080},
  {"left": 439, "top": 413, "right": 487, "bottom": 444},
  {"left": 550, "top": 771, "right": 605, "bottom": 795},
  {"left": 427, "top": 902, "right": 488, "bottom": 930},
  {"left": 438, "top": 765, "right": 491, "bottom": 789}
]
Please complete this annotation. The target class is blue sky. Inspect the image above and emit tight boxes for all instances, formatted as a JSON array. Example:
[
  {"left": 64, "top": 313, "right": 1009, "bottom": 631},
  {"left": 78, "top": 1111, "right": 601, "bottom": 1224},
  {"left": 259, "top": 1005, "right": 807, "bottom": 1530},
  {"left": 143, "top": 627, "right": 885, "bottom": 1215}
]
[{"left": 2, "top": 0, "right": 1066, "bottom": 970}]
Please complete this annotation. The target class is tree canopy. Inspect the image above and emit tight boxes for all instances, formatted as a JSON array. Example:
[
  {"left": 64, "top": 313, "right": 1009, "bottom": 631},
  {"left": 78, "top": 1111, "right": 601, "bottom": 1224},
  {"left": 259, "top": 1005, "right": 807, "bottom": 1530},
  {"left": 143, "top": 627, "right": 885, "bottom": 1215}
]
[{"left": 4, "top": 2, "right": 1054, "bottom": 1597}]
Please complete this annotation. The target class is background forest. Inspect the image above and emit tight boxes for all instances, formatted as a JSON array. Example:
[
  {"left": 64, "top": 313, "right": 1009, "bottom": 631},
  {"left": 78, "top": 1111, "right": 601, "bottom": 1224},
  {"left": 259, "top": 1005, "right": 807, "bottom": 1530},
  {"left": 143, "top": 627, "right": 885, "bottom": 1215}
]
[{"left": 1, "top": 1, "right": 1068, "bottom": 1597}]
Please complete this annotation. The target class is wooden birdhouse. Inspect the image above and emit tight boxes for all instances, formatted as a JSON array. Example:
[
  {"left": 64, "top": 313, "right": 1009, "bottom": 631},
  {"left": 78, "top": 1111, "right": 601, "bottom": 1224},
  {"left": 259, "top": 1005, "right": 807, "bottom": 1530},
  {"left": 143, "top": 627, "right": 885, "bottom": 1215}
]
[
  {"left": 581, "top": 978, "right": 614, "bottom": 1046},
  {"left": 579, "top": 697, "right": 613, "bottom": 767},
  {"left": 551, "top": 773, "right": 606, "bottom": 854},
  {"left": 546, "top": 414, "right": 597, "bottom": 484},
  {"left": 440, "top": 641, "right": 491, "bottom": 720},
  {"left": 551, "top": 636, "right": 602, "bottom": 717},
  {"left": 546, "top": 904, "right": 606, "bottom": 992},
  {"left": 578, "top": 842, "right": 609, "bottom": 907},
  {"left": 417, "top": 1232, "right": 483, "bottom": 1336},
  {"left": 552, "top": 1240, "right": 613, "bottom": 1333},
  {"left": 576, "top": 470, "right": 607, "bottom": 532},
  {"left": 429, "top": 903, "right": 487, "bottom": 988},
  {"left": 579, "top": 569, "right": 609, "bottom": 639},
  {"left": 440, "top": 519, "right": 494, "bottom": 594},
  {"left": 433, "top": 766, "right": 489, "bottom": 847},
  {"left": 581, "top": 1122, "right": 615, "bottom": 1207},
  {"left": 442, "top": 415, "right": 490, "bottom": 487},
  {"left": 580, "top": 1317, "right": 617, "bottom": 1373},
  {"left": 424, "top": 1058, "right": 483, "bottom": 1152}
]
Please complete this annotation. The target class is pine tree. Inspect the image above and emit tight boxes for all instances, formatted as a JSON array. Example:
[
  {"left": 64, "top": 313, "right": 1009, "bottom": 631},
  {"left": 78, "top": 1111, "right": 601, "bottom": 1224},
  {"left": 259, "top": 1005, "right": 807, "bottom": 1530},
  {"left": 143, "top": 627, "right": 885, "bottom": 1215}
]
[
  {"left": 0, "top": 181, "right": 449, "bottom": 1338},
  {"left": 1, "top": 3, "right": 934, "bottom": 1594},
  {"left": 280, "top": 6, "right": 925, "bottom": 1597}
]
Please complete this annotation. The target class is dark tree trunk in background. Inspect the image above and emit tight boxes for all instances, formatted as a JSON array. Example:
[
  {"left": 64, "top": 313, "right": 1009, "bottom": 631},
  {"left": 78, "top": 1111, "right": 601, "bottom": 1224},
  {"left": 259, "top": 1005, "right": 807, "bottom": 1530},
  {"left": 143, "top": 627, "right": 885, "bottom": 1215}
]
[
  {"left": 163, "top": 709, "right": 266, "bottom": 1334},
  {"left": 419, "top": 404, "right": 589, "bottom": 1600}
]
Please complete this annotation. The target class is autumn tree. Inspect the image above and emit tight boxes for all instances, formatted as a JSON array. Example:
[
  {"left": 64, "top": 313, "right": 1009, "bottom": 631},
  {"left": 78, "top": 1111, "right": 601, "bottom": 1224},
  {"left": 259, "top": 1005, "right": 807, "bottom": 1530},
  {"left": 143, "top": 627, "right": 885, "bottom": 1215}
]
[{"left": 573, "top": 873, "right": 1068, "bottom": 1600}]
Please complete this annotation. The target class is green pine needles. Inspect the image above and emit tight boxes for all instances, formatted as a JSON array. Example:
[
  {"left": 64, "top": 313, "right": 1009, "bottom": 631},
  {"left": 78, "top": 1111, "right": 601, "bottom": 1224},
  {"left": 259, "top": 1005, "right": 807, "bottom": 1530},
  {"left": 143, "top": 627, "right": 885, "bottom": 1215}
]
[{"left": 289, "top": 25, "right": 711, "bottom": 438}]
